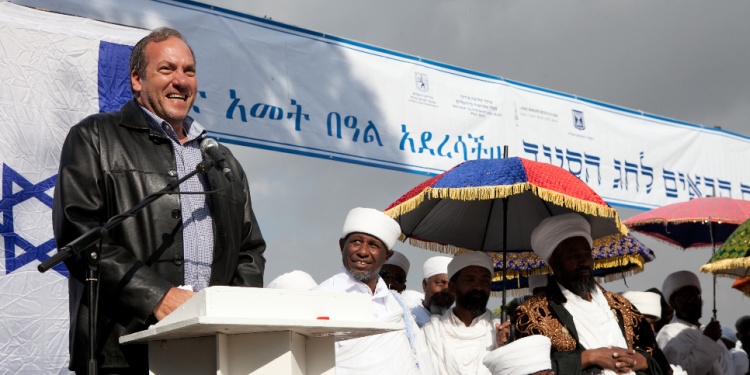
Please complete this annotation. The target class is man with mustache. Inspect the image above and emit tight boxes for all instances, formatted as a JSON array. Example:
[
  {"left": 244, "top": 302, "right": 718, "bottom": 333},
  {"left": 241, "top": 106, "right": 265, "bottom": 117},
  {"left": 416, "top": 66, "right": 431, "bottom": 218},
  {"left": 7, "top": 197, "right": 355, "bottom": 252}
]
[
  {"left": 422, "top": 251, "right": 512, "bottom": 374},
  {"left": 410, "top": 256, "right": 455, "bottom": 327},
  {"left": 655, "top": 270, "right": 730, "bottom": 374},
  {"left": 380, "top": 250, "right": 410, "bottom": 293},
  {"left": 314, "top": 207, "right": 434, "bottom": 375},
  {"left": 513, "top": 213, "right": 666, "bottom": 375}
]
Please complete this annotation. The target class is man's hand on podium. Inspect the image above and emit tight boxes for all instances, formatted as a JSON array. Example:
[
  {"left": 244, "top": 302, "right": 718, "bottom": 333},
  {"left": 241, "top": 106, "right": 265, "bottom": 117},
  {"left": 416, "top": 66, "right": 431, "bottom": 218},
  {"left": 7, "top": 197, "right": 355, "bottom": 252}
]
[{"left": 154, "top": 287, "right": 196, "bottom": 321}]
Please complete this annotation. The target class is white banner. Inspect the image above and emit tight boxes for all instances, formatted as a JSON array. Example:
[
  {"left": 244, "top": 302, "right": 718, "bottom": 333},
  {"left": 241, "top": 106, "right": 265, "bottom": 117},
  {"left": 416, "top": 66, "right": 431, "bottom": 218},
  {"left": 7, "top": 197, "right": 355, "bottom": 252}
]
[
  {"left": 0, "top": 3, "right": 146, "bottom": 372},
  {"left": 9, "top": 0, "right": 750, "bottom": 210}
]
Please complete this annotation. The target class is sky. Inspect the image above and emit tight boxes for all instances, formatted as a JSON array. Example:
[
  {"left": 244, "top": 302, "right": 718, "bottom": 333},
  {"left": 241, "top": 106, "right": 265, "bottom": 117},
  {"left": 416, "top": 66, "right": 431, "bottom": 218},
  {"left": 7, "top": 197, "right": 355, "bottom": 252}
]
[
  {"left": 202, "top": 0, "right": 750, "bottom": 327},
  {"left": 12, "top": 0, "right": 750, "bottom": 328}
]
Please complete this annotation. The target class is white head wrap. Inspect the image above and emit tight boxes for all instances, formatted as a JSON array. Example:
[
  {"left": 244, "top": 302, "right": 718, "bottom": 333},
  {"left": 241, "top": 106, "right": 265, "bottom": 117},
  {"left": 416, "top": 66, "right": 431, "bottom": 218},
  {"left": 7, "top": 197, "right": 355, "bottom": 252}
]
[
  {"left": 661, "top": 270, "right": 702, "bottom": 302},
  {"left": 267, "top": 270, "right": 318, "bottom": 290},
  {"left": 622, "top": 291, "right": 662, "bottom": 318},
  {"left": 482, "top": 335, "right": 552, "bottom": 375},
  {"left": 530, "top": 213, "right": 593, "bottom": 263},
  {"left": 385, "top": 250, "right": 410, "bottom": 274},
  {"left": 722, "top": 326, "right": 737, "bottom": 344},
  {"left": 528, "top": 274, "right": 548, "bottom": 292},
  {"left": 422, "top": 256, "right": 453, "bottom": 280},
  {"left": 447, "top": 252, "right": 494, "bottom": 280},
  {"left": 341, "top": 207, "right": 401, "bottom": 250}
]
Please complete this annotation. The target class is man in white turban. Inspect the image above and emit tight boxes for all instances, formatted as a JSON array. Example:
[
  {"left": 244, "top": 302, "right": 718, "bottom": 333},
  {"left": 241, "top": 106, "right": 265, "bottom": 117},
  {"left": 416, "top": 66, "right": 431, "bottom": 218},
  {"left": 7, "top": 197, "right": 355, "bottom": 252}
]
[
  {"left": 622, "top": 291, "right": 662, "bottom": 331},
  {"left": 656, "top": 270, "right": 730, "bottom": 375},
  {"left": 421, "top": 251, "right": 511, "bottom": 374},
  {"left": 410, "top": 256, "right": 455, "bottom": 327},
  {"left": 314, "top": 207, "right": 434, "bottom": 375},
  {"left": 267, "top": 270, "right": 318, "bottom": 290},
  {"left": 380, "top": 250, "right": 410, "bottom": 292},
  {"left": 483, "top": 335, "right": 554, "bottom": 375},
  {"left": 513, "top": 213, "right": 666, "bottom": 375}
]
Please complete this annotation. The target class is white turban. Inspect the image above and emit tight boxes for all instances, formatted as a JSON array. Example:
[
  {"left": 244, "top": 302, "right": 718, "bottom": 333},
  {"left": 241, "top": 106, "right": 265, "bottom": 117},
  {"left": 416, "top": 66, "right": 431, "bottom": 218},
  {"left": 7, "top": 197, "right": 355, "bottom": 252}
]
[
  {"left": 422, "top": 256, "right": 453, "bottom": 280},
  {"left": 483, "top": 335, "right": 552, "bottom": 375},
  {"left": 530, "top": 213, "right": 592, "bottom": 263},
  {"left": 528, "top": 274, "right": 548, "bottom": 292},
  {"left": 267, "top": 270, "right": 318, "bottom": 290},
  {"left": 385, "top": 250, "right": 410, "bottom": 274},
  {"left": 622, "top": 291, "right": 661, "bottom": 318},
  {"left": 447, "top": 252, "right": 493, "bottom": 280},
  {"left": 662, "top": 270, "right": 701, "bottom": 302},
  {"left": 341, "top": 207, "right": 401, "bottom": 250},
  {"left": 721, "top": 326, "right": 737, "bottom": 344}
]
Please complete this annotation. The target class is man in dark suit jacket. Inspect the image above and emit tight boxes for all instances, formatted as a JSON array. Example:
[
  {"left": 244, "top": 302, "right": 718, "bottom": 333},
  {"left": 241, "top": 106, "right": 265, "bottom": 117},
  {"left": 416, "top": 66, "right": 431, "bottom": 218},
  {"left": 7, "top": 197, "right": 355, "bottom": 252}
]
[{"left": 53, "top": 27, "right": 266, "bottom": 374}]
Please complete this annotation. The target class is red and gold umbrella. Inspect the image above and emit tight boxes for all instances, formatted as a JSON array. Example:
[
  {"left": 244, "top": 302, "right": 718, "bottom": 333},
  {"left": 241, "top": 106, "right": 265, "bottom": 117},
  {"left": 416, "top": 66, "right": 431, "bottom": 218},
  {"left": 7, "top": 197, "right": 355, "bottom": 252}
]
[
  {"left": 384, "top": 157, "right": 627, "bottom": 308},
  {"left": 623, "top": 197, "right": 750, "bottom": 249},
  {"left": 626, "top": 196, "right": 750, "bottom": 318},
  {"left": 385, "top": 157, "right": 626, "bottom": 254}
]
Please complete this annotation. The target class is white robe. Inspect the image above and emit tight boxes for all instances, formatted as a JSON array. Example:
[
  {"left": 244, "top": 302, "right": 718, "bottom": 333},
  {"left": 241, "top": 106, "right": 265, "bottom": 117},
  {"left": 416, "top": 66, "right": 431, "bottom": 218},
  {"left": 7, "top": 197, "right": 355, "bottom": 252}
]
[
  {"left": 655, "top": 317, "right": 729, "bottom": 375},
  {"left": 559, "top": 282, "right": 633, "bottom": 375},
  {"left": 421, "top": 308, "right": 497, "bottom": 375},
  {"left": 730, "top": 347, "right": 749, "bottom": 375},
  {"left": 314, "top": 267, "right": 434, "bottom": 375}
]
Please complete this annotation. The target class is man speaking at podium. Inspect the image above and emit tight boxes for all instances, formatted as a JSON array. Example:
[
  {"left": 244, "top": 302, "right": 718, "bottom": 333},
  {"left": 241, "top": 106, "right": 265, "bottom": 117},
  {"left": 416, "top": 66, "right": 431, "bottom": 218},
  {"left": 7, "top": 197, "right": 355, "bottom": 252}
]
[{"left": 53, "top": 27, "right": 266, "bottom": 374}]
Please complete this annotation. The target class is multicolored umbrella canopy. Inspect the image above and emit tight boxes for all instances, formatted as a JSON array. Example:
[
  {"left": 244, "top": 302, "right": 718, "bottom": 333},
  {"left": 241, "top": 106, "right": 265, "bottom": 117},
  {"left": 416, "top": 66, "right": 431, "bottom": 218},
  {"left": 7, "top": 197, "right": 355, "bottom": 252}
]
[
  {"left": 700, "top": 217, "right": 750, "bottom": 278},
  {"left": 623, "top": 197, "right": 750, "bottom": 249},
  {"left": 384, "top": 157, "right": 626, "bottom": 254},
  {"left": 487, "top": 233, "right": 655, "bottom": 296}
]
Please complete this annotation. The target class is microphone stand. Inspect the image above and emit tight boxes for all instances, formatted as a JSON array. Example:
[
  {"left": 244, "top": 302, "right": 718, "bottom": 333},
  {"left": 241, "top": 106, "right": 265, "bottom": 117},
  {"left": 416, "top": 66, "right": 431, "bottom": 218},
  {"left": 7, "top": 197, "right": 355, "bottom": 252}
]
[{"left": 38, "top": 159, "right": 214, "bottom": 375}]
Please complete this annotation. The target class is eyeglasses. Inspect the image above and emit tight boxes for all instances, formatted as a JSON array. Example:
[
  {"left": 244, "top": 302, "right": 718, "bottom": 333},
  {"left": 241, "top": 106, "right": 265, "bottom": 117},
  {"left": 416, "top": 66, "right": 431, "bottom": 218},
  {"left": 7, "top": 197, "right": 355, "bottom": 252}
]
[{"left": 379, "top": 270, "right": 406, "bottom": 284}]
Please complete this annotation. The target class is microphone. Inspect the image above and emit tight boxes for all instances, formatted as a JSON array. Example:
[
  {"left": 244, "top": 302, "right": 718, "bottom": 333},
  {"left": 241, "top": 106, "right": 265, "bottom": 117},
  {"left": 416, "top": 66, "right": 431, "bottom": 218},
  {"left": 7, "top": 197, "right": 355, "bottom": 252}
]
[{"left": 200, "top": 138, "right": 234, "bottom": 182}]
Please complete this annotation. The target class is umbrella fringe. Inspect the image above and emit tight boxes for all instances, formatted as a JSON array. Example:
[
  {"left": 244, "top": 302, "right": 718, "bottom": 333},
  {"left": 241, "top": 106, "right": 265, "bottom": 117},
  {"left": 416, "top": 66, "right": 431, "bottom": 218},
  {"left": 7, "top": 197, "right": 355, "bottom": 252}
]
[
  {"left": 429, "top": 184, "right": 627, "bottom": 233},
  {"left": 384, "top": 188, "right": 432, "bottom": 219},
  {"left": 595, "top": 267, "right": 644, "bottom": 283},
  {"left": 700, "top": 258, "right": 750, "bottom": 276},
  {"left": 594, "top": 255, "right": 645, "bottom": 271},
  {"left": 407, "top": 238, "right": 462, "bottom": 255},
  {"left": 384, "top": 182, "right": 628, "bottom": 235},
  {"left": 491, "top": 288, "right": 530, "bottom": 300}
]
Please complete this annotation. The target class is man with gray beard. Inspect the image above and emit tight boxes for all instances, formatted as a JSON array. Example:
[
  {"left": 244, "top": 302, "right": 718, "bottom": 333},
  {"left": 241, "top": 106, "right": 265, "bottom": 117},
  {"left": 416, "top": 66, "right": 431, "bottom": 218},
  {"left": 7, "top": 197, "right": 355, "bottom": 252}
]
[
  {"left": 422, "top": 252, "right": 512, "bottom": 374},
  {"left": 513, "top": 213, "right": 666, "bottom": 375},
  {"left": 314, "top": 207, "right": 434, "bottom": 375},
  {"left": 410, "top": 256, "right": 455, "bottom": 327}
]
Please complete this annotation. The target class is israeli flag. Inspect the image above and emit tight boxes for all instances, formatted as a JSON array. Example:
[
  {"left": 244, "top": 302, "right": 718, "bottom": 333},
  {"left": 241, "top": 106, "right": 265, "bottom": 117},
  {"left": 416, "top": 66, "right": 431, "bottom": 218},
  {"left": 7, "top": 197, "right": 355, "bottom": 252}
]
[{"left": 0, "top": 3, "right": 145, "bottom": 372}]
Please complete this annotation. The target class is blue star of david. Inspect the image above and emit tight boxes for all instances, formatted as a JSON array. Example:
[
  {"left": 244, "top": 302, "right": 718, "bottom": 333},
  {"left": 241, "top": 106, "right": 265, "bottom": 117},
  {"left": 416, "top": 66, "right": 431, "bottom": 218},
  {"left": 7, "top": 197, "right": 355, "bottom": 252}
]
[{"left": 1, "top": 164, "right": 67, "bottom": 276}]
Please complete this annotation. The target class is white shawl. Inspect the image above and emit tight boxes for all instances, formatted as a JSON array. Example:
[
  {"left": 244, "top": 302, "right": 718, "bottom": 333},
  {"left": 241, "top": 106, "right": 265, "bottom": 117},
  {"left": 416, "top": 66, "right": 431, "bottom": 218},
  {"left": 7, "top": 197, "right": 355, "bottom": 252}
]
[{"left": 422, "top": 308, "right": 497, "bottom": 375}]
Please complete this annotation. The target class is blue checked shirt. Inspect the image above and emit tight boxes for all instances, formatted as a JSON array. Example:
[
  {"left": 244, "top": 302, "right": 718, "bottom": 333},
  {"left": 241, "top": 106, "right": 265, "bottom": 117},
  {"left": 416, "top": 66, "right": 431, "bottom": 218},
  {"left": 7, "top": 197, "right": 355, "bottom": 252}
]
[{"left": 142, "top": 107, "right": 214, "bottom": 292}]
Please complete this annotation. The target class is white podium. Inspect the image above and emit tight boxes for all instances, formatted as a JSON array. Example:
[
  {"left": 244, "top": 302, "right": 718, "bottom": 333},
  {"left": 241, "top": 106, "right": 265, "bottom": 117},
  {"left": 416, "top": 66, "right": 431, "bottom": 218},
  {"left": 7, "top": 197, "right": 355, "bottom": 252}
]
[{"left": 120, "top": 286, "right": 400, "bottom": 375}]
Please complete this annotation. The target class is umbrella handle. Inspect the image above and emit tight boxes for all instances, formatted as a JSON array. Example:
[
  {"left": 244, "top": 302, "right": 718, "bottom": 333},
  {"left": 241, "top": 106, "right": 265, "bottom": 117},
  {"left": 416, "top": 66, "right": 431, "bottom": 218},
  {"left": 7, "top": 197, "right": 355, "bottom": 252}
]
[{"left": 710, "top": 220, "right": 717, "bottom": 320}]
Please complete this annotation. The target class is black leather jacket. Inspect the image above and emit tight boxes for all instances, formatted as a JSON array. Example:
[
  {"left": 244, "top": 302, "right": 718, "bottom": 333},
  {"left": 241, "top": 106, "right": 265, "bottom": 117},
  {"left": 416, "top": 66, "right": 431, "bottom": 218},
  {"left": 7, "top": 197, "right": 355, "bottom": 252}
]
[{"left": 53, "top": 99, "right": 266, "bottom": 371}]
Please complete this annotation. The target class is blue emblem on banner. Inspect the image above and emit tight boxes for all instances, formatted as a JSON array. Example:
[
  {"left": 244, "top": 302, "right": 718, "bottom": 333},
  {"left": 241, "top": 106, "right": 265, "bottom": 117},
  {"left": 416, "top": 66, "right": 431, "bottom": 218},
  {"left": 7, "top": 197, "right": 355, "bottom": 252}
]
[
  {"left": 0, "top": 164, "right": 66, "bottom": 276},
  {"left": 572, "top": 109, "right": 585, "bottom": 130},
  {"left": 415, "top": 73, "right": 429, "bottom": 92}
]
